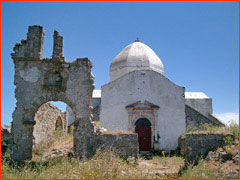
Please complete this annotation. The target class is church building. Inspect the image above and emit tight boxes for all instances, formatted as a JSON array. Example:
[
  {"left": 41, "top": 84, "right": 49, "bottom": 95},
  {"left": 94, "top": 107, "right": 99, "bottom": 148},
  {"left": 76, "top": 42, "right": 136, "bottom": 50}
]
[{"left": 68, "top": 40, "right": 224, "bottom": 152}]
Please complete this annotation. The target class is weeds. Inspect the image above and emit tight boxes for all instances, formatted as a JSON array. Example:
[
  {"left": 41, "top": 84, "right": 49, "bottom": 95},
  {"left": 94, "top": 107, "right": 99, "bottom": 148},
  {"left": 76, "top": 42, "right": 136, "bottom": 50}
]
[{"left": 2, "top": 150, "right": 158, "bottom": 179}]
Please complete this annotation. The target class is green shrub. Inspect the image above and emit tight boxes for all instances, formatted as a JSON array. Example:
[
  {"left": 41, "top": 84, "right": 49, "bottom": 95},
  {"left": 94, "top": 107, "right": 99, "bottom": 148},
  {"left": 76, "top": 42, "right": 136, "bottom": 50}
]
[{"left": 223, "top": 136, "right": 234, "bottom": 146}]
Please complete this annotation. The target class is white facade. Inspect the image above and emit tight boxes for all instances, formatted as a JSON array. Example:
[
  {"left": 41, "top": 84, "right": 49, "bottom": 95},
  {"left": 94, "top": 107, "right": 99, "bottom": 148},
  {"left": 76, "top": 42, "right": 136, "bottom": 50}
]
[
  {"left": 185, "top": 92, "right": 213, "bottom": 117},
  {"left": 66, "top": 40, "right": 220, "bottom": 151},
  {"left": 100, "top": 70, "right": 186, "bottom": 151}
]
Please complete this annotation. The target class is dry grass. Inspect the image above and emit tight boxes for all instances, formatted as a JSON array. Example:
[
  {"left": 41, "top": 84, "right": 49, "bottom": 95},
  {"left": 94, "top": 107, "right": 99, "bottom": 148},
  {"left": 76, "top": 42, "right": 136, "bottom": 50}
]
[
  {"left": 138, "top": 156, "right": 185, "bottom": 175},
  {"left": 2, "top": 151, "right": 161, "bottom": 179},
  {"left": 180, "top": 158, "right": 238, "bottom": 179},
  {"left": 32, "top": 130, "right": 73, "bottom": 162},
  {"left": 187, "top": 121, "right": 239, "bottom": 138},
  {"left": 2, "top": 122, "right": 238, "bottom": 179}
]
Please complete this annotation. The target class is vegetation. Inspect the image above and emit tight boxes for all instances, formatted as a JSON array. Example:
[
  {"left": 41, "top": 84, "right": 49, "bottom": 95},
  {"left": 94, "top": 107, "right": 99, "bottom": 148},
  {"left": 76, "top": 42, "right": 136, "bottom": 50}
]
[
  {"left": 1, "top": 122, "right": 238, "bottom": 179},
  {"left": 180, "top": 155, "right": 238, "bottom": 179},
  {"left": 2, "top": 151, "right": 161, "bottom": 179},
  {"left": 181, "top": 121, "right": 239, "bottom": 179},
  {"left": 186, "top": 121, "right": 239, "bottom": 138},
  {"left": 32, "top": 130, "right": 73, "bottom": 162}
]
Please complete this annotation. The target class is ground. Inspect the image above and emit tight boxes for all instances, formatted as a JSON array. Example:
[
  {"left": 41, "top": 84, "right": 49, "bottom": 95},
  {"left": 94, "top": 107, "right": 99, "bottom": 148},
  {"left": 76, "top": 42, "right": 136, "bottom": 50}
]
[{"left": 1, "top": 124, "right": 239, "bottom": 179}]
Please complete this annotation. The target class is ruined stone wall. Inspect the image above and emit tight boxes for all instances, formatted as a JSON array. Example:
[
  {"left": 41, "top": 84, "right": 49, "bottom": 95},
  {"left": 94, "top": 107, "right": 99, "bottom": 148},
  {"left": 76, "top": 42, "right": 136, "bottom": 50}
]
[
  {"left": 9, "top": 25, "right": 139, "bottom": 161},
  {"left": 185, "top": 105, "right": 222, "bottom": 128},
  {"left": 9, "top": 25, "right": 95, "bottom": 161},
  {"left": 52, "top": 30, "right": 64, "bottom": 60},
  {"left": 94, "top": 133, "right": 138, "bottom": 159},
  {"left": 179, "top": 133, "right": 234, "bottom": 162},
  {"left": 33, "top": 103, "right": 68, "bottom": 144},
  {"left": 11, "top": 26, "right": 44, "bottom": 58}
]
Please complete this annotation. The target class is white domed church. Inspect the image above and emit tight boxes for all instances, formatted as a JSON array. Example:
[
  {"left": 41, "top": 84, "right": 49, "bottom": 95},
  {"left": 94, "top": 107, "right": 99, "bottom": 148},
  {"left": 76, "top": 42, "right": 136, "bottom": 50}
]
[{"left": 68, "top": 40, "right": 224, "bottom": 152}]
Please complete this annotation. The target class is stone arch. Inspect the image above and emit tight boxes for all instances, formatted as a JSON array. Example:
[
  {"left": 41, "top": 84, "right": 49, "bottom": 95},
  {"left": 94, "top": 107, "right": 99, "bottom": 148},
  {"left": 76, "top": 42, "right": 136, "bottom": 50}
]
[{"left": 9, "top": 56, "right": 95, "bottom": 161}]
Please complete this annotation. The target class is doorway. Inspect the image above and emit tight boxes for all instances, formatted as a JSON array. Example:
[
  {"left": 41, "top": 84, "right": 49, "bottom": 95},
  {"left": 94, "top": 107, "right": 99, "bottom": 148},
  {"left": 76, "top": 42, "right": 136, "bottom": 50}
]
[{"left": 135, "top": 118, "right": 152, "bottom": 151}]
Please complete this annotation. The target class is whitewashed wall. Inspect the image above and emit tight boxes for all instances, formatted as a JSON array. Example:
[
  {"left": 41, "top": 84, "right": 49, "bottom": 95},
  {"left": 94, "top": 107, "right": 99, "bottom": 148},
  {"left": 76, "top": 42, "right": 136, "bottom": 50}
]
[
  {"left": 100, "top": 70, "right": 186, "bottom": 151},
  {"left": 185, "top": 98, "right": 212, "bottom": 117}
]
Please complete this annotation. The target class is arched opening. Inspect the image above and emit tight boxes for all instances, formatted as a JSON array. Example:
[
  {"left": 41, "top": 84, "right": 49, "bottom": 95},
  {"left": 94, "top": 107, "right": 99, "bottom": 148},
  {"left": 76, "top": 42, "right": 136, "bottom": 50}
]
[
  {"left": 32, "top": 101, "right": 74, "bottom": 161},
  {"left": 135, "top": 118, "right": 152, "bottom": 151},
  {"left": 55, "top": 116, "right": 63, "bottom": 131}
]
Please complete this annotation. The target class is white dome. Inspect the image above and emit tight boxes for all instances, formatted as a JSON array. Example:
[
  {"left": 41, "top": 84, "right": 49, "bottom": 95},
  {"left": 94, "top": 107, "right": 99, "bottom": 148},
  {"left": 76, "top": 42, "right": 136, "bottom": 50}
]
[{"left": 110, "top": 40, "right": 164, "bottom": 81}]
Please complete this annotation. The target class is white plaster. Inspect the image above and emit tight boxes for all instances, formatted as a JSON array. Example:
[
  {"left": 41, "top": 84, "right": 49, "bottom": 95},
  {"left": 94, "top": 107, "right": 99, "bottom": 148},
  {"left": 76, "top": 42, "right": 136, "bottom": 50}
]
[
  {"left": 100, "top": 70, "right": 186, "bottom": 151},
  {"left": 185, "top": 96, "right": 213, "bottom": 117},
  {"left": 19, "top": 67, "right": 40, "bottom": 82},
  {"left": 185, "top": 92, "right": 209, "bottom": 99},
  {"left": 93, "top": 90, "right": 101, "bottom": 98},
  {"left": 110, "top": 41, "right": 164, "bottom": 81}
]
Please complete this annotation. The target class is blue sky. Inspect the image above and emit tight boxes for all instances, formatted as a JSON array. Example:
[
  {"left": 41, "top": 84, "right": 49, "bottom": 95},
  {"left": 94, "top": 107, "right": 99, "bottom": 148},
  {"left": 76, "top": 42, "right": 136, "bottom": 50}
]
[{"left": 1, "top": 1, "right": 239, "bottom": 126}]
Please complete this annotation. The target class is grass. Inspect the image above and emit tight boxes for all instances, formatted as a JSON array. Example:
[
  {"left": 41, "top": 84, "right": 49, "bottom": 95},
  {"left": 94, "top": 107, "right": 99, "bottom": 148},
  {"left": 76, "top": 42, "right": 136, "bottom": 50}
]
[
  {"left": 186, "top": 121, "right": 239, "bottom": 138},
  {"left": 180, "top": 161, "right": 219, "bottom": 179},
  {"left": 180, "top": 157, "right": 238, "bottom": 179},
  {"left": 32, "top": 130, "right": 73, "bottom": 161},
  {"left": 2, "top": 122, "right": 238, "bottom": 179},
  {"left": 2, "top": 151, "right": 161, "bottom": 179}
]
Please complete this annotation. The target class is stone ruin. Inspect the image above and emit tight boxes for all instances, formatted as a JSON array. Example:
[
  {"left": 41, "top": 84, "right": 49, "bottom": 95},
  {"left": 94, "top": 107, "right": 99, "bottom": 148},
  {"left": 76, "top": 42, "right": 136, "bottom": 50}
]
[
  {"left": 34, "top": 102, "right": 68, "bottom": 145},
  {"left": 7, "top": 25, "right": 138, "bottom": 161}
]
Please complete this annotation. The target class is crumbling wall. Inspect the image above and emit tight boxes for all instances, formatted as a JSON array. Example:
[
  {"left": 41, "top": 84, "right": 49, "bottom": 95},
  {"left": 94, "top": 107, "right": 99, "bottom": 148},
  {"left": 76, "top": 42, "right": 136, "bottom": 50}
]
[
  {"left": 52, "top": 30, "right": 64, "bottom": 60},
  {"left": 11, "top": 25, "right": 44, "bottom": 58},
  {"left": 179, "top": 133, "right": 234, "bottom": 162},
  {"left": 8, "top": 25, "right": 95, "bottom": 161},
  {"left": 9, "top": 25, "right": 139, "bottom": 161},
  {"left": 33, "top": 103, "right": 68, "bottom": 144},
  {"left": 94, "top": 133, "right": 138, "bottom": 159}
]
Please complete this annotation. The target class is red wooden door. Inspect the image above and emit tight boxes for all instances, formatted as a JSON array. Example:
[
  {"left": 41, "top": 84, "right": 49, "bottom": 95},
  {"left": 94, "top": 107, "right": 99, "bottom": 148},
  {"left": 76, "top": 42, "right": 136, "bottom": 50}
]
[{"left": 135, "top": 125, "right": 151, "bottom": 151}]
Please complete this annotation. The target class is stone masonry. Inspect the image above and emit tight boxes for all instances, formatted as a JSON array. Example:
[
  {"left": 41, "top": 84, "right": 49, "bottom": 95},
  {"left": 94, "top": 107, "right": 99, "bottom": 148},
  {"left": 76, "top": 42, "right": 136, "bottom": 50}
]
[
  {"left": 179, "top": 133, "right": 234, "bottom": 162},
  {"left": 12, "top": 26, "right": 44, "bottom": 59},
  {"left": 33, "top": 103, "right": 68, "bottom": 144},
  {"left": 8, "top": 25, "right": 138, "bottom": 161},
  {"left": 8, "top": 25, "right": 95, "bottom": 161},
  {"left": 52, "top": 30, "right": 64, "bottom": 60},
  {"left": 95, "top": 133, "right": 138, "bottom": 160},
  {"left": 185, "top": 105, "right": 224, "bottom": 128}
]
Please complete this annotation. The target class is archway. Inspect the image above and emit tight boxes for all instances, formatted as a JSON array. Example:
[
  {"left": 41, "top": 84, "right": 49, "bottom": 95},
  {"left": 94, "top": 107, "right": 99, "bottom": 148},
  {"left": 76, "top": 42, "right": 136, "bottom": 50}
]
[
  {"left": 9, "top": 25, "right": 95, "bottom": 161},
  {"left": 32, "top": 101, "right": 73, "bottom": 161},
  {"left": 135, "top": 118, "right": 152, "bottom": 151}
]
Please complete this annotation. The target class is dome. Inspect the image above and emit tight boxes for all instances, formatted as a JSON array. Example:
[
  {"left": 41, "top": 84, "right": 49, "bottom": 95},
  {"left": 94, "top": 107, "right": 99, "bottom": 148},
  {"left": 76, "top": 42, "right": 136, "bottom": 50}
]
[{"left": 110, "top": 40, "right": 164, "bottom": 81}]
